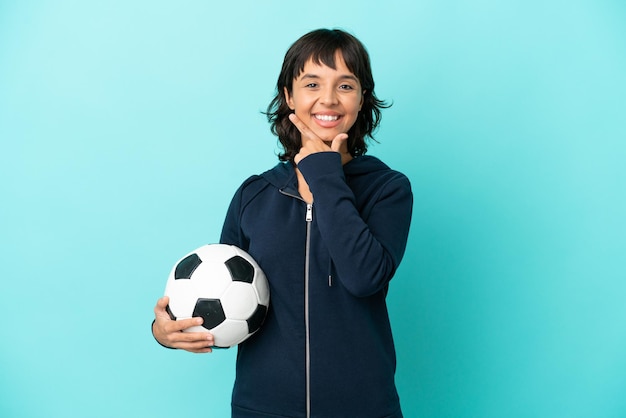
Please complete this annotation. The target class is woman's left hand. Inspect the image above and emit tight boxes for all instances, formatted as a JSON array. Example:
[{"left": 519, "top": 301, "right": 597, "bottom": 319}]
[{"left": 289, "top": 113, "right": 348, "bottom": 165}]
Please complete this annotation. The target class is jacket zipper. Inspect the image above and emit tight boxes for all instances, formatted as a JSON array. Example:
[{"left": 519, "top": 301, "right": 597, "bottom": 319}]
[
  {"left": 304, "top": 202, "right": 312, "bottom": 418},
  {"left": 279, "top": 189, "right": 313, "bottom": 418}
]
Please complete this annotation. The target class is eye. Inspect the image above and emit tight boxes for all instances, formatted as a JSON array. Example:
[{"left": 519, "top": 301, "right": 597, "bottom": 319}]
[
  {"left": 305, "top": 83, "right": 318, "bottom": 88},
  {"left": 339, "top": 84, "right": 355, "bottom": 90}
]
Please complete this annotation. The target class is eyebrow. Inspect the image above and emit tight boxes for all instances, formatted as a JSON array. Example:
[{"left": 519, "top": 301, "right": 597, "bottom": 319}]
[{"left": 299, "top": 73, "right": 359, "bottom": 82}]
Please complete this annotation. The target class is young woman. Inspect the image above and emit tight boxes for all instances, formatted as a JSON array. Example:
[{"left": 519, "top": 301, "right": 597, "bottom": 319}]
[{"left": 153, "top": 28, "right": 413, "bottom": 418}]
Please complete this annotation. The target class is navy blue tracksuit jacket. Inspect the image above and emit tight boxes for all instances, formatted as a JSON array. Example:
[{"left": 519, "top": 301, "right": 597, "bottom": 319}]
[{"left": 220, "top": 152, "right": 413, "bottom": 418}]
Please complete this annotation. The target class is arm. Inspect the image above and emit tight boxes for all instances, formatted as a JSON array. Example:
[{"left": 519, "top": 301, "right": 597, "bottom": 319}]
[
  {"left": 151, "top": 178, "right": 257, "bottom": 351},
  {"left": 151, "top": 180, "right": 255, "bottom": 352},
  {"left": 219, "top": 183, "right": 247, "bottom": 248},
  {"left": 288, "top": 112, "right": 412, "bottom": 297},
  {"left": 298, "top": 152, "right": 413, "bottom": 297}
]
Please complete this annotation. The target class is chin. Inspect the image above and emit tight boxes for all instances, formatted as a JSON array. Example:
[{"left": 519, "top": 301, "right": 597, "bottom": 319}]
[{"left": 316, "top": 130, "right": 343, "bottom": 142}]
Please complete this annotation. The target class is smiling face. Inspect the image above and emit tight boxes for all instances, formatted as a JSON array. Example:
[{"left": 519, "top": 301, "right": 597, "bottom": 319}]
[{"left": 285, "top": 51, "right": 364, "bottom": 144}]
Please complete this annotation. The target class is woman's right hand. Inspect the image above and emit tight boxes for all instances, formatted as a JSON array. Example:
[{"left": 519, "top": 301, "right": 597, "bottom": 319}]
[{"left": 152, "top": 296, "right": 215, "bottom": 353}]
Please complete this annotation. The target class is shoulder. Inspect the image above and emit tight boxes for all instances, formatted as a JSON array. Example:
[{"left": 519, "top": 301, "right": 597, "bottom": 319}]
[
  {"left": 233, "top": 162, "right": 292, "bottom": 203},
  {"left": 346, "top": 155, "right": 411, "bottom": 190},
  {"left": 343, "top": 156, "right": 412, "bottom": 215}
]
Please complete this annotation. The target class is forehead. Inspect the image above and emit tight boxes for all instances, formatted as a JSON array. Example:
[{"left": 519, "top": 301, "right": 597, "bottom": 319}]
[{"left": 296, "top": 51, "right": 356, "bottom": 78}]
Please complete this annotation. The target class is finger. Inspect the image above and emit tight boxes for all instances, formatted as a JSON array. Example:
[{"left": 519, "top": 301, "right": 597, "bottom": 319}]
[
  {"left": 154, "top": 296, "right": 172, "bottom": 321},
  {"left": 330, "top": 133, "right": 349, "bottom": 152},
  {"left": 174, "top": 316, "right": 204, "bottom": 332},
  {"left": 155, "top": 296, "right": 169, "bottom": 311},
  {"left": 173, "top": 332, "right": 215, "bottom": 351},
  {"left": 175, "top": 330, "right": 214, "bottom": 344},
  {"left": 185, "top": 343, "right": 214, "bottom": 354},
  {"left": 174, "top": 336, "right": 215, "bottom": 353},
  {"left": 165, "top": 325, "right": 214, "bottom": 347},
  {"left": 189, "top": 347, "right": 213, "bottom": 354},
  {"left": 288, "top": 113, "right": 319, "bottom": 142}
]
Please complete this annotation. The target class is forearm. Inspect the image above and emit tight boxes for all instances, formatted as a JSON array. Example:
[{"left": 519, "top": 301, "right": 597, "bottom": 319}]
[{"left": 298, "top": 153, "right": 412, "bottom": 297}]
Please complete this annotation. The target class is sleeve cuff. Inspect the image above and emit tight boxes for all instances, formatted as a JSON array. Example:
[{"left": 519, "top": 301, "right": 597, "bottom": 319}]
[{"left": 297, "top": 152, "right": 344, "bottom": 183}]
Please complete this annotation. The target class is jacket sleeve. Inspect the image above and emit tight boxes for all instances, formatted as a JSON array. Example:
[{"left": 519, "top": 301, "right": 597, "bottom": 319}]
[
  {"left": 219, "top": 176, "right": 260, "bottom": 251},
  {"left": 297, "top": 152, "right": 413, "bottom": 297}
]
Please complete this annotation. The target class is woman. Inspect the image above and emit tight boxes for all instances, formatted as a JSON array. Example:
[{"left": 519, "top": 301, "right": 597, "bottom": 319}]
[{"left": 153, "top": 28, "right": 413, "bottom": 418}]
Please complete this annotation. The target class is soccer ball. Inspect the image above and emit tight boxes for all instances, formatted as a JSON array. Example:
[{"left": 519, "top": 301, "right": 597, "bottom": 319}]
[{"left": 164, "top": 244, "right": 270, "bottom": 348}]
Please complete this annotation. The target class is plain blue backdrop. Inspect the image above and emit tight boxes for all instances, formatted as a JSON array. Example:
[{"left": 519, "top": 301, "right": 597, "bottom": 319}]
[{"left": 1, "top": 1, "right": 625, "bottom": 417}]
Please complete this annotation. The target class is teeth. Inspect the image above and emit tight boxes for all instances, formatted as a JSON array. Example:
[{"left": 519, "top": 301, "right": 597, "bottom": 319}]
[{"left": 315, "top": 114, "right": 339, "bottom": 121}]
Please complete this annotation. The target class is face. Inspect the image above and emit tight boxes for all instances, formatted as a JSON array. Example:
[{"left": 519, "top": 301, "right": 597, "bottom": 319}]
[{"left": 285, "top": 51, "right": 364, "bottom": 143}]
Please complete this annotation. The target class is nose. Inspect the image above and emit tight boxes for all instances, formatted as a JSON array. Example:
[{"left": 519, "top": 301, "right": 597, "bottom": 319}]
[{"left": 320, "top": 86, "right": 338, "bottom": 106}]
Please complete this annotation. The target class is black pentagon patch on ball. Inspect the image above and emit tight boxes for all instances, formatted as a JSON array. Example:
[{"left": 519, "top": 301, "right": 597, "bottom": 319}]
[
  {"left": 225, "top": 255, "right": 254, "bottom": 283},
  {"left": 175, "top": 253, "right": 202, "bottom": 280},
  {"left": 192, "top": 298, "right": 226, "bottom": 330},
  {"left": 247, "top": 305, "right": 268, "bottom": 334}
]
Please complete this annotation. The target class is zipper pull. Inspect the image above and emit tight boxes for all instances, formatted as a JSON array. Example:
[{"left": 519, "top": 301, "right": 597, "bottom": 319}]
[{"left": 306, "top": 203, "right": 313, "bottom": 222}]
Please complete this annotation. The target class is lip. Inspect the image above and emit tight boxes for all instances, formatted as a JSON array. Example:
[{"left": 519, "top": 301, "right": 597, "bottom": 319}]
[{"left": 312, "top": 112, "right": 343, "bottom": 128}]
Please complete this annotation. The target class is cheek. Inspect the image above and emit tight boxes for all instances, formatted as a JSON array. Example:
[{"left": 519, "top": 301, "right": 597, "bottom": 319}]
[
  {"left": 292, "top": 95, "right": 313, "bottom": 111},
  {"left": 294, "top": 108, "right": 310, "bottom": 122},
  {"left": 346, "top": 104, "right": 361, "bottom": 123},
  {"left": 348, "top": 96, "right": 362, "bottom": 113}
]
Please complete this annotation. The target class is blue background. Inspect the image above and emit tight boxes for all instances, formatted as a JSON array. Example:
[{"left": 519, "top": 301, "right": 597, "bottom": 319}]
[{"left": 1, "top": 1, "right": 625, "bottom": 417}]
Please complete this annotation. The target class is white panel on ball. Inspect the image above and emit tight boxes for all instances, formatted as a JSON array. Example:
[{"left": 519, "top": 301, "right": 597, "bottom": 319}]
[
  {"left": 211, "top": 319, "right": 250, "bottom": 348},
  {"left": 253, "top": 275, "right": 270, "bottom": 306},
  {"left": 221, "top": 282, "right": 258, "bottom": 320}
]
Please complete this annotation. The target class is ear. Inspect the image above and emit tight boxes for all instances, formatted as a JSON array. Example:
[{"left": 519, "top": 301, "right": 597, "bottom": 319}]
[
  {"left": 284, "top": 87, "right": 295, "bottom": 110},
  {"left": 359, "top": 90, "right": 366, "bottom": 111}
]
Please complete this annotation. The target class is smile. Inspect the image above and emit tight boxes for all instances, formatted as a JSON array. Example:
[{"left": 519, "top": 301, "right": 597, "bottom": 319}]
[{"left": 314, "top": 114, "right": 340, "bottom": 122}]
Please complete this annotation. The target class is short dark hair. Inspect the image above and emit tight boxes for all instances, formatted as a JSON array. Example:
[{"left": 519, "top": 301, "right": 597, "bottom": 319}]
[{"left": 266, "top": 28, "right": 390, "bottom": 162}]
